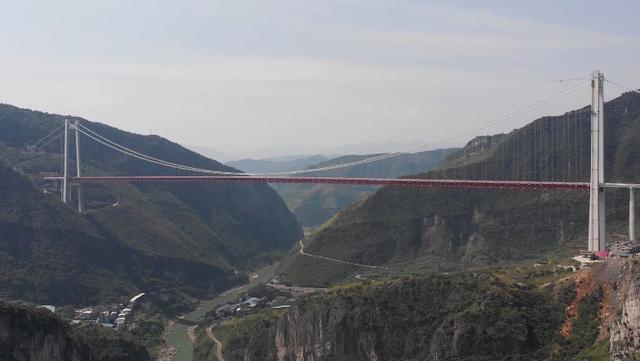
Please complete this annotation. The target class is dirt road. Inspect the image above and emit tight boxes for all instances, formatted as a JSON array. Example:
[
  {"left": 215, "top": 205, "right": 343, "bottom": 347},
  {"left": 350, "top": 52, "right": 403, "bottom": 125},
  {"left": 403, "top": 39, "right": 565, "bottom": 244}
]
[
  {"left": 298, "top": 239, "right": 389, "bottom": 269},
  {"left": 207, "top": 326, "right": 225, "bottom": 361}
]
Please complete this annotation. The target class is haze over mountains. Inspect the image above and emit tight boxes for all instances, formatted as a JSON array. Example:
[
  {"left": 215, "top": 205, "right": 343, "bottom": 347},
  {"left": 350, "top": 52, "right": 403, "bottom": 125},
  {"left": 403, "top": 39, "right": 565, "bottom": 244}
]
[
  {"left": 225, "top": 155, "right": 328, "bottom": 174},
  {"left": 225, "top": 150, "right": 456, "bottom": 228},
  {"left": 192, "top": 141, "right": 430, "bottom": 163}
]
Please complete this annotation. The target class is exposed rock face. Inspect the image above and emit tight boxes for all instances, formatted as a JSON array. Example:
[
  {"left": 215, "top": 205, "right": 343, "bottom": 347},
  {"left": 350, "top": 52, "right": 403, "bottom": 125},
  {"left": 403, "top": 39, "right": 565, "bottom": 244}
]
[
  {"left": 278, "top": 187, "right": 587, "bottom": 287},
  {"left": 272, "top": 275, "right": 563, "bottom": 361},
  {"left": 610, "top": 261, "right": 640, "bottom": 360},
  {"left": 0, "top": 301, "right": 150, "bottom": 361},
  {"left": 208, "top": 264, "right": 640, "bottom": 360},
  {"left": 0, "top": 302, "right": 92, "bottom": 361}
]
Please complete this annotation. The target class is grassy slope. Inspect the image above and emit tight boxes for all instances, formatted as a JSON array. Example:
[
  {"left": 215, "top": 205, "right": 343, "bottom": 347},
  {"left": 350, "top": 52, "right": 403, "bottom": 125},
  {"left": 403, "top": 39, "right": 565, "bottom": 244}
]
[{"left": 211, "top": 308, "right": 285, "bottom": 361}]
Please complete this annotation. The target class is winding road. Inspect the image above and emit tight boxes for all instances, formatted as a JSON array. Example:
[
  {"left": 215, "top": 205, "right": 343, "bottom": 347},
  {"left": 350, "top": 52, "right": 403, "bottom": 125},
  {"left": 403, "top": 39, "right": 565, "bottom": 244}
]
[
  {"left": 298, "top": 240, "right": 389, "bottom": 269},
  {"left": 207, "top": 326, "right": 226, "bottom": 361}
]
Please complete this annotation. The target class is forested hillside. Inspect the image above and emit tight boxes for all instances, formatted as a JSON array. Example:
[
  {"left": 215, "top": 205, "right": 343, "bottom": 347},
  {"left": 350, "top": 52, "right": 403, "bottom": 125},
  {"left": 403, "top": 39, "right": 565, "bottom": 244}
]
[
  {"left": 278, "top": 92, "right": 640, "bottom": 287},
  {"left": 0, "top": 104, "right": 302, "bottom": 304}
]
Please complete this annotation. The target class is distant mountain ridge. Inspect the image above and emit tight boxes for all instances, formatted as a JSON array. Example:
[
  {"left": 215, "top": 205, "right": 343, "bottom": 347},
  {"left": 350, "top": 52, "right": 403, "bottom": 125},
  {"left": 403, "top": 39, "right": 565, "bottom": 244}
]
[
  {"left": 272, "top": 148, "right": 458, "bottom": 228},
  {"left": 225, "top": 155, "right": 328, "bottom": 174}
]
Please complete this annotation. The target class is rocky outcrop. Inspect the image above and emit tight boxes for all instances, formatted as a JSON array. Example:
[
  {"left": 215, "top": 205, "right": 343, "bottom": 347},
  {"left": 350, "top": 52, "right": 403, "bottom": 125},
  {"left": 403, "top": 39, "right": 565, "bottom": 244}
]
[
  {"left": 272, "top": 275, "right": 564, "bottom": 361},
  {"left": 278, "top": 187, "right": 587, "bottom": 286},
  {"left": 0, "top": 302, "right": 92, "bottom": 361},
  {"left": 210, "top": 264, "right": 640, "bottom": 360},
  {"left": 0, "top": 301, "right": 150, "bottom": 361},
  {"left": 610, "top": 261, "right": 640, "bottom": 360}
]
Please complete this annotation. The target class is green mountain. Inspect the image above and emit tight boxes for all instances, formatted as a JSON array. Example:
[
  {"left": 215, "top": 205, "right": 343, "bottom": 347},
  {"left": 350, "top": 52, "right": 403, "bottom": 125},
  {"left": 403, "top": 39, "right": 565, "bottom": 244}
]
[
  {"left": 272, "top": 149, "right": 457, "bottom": 228},
  {"left": 277, "top": 92, "right": 640, "bottom": 287},
  {"left": 0, "top": 103, "right": 302, "bottom": 305}
]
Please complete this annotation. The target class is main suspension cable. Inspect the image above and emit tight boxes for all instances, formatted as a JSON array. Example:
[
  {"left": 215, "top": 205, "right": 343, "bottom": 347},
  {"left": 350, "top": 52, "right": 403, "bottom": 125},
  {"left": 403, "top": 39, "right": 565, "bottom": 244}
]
[{"left": 77, "top": 79, "right": 588, "bottom": 177}]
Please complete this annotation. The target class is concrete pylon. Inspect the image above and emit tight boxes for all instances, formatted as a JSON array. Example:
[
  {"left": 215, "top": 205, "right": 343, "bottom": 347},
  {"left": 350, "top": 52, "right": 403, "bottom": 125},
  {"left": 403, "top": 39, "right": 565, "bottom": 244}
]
[
  {"left": 587, "top": 70, "right": 606, "bottom": 252},
  {"left": 62, "top": 119, "right": 69, "bottom": 204},
  {"left": 74, "top": 120, "right": 83, "bottom": 213}
]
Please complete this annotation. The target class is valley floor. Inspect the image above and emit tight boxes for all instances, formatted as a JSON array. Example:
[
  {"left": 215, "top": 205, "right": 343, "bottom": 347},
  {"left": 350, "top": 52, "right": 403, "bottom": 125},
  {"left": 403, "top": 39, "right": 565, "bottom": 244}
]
[{"left": 165, "top": 263, "right": 279, "bottom": 361}]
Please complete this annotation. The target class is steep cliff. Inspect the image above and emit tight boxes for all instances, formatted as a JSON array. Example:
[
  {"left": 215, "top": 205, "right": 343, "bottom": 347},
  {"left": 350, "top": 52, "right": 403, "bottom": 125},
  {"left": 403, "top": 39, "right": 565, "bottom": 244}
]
[
  {"left": 0, "top": 302, "right": 90, "bottom": 361},
  {"left": 0, "top": 301, "right": 150, "bottom": 361},
  {"left": 203, "top": 271, "right": 581, "bottom": 361},
  {"left": 197, "top": 264, "right": 628, "bottom": 361},
  {"left": 274, "top": 275, "right": 565, "bottom": 361},
  {"left": 610, "top": 261, "right": 640, "bottom": 360}
]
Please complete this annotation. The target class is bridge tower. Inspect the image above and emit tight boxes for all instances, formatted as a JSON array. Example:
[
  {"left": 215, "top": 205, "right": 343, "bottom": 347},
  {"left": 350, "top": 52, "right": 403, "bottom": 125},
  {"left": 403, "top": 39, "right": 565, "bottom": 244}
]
[
  {"left": 61, "top": 119, "right": 69, "bottom": 204},
  {"left": 74, "top": 119, "right": 84, "bottom": 212},
  {"left": 60, "top": 118, "right": 83, "bottom": 212},
  {"left": 588, "top": 70, "right": 606, "bottom": 252}
]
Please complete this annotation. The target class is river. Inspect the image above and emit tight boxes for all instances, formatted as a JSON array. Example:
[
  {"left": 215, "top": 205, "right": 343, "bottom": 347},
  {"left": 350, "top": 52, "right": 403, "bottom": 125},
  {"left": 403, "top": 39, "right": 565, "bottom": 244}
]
[{"left": 167, "top": 263, "right": 278, "bottom": 361}]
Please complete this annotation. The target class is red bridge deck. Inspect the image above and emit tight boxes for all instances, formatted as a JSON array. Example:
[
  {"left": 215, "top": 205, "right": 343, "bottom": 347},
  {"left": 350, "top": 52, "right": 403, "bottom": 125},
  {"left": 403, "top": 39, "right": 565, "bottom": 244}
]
[{"left": 53, "top": 176, "right": 590, "bottom": 191}]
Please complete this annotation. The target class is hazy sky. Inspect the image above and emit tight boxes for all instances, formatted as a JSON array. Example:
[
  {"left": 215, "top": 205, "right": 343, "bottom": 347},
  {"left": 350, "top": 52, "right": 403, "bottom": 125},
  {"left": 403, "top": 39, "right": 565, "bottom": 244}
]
[{"left": 1, "top": 0, "right": 639, "bottom": 160}]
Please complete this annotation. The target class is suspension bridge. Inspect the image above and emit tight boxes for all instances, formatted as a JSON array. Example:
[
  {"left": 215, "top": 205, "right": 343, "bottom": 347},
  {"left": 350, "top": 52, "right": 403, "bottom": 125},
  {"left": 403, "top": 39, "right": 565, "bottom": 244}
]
[{"left": 31, "top": 70, "right": 640, "bottom": 254}]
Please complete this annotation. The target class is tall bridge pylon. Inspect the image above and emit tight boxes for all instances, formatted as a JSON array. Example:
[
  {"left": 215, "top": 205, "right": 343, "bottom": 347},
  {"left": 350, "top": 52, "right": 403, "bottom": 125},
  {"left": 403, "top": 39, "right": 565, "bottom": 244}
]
[
  {"left": 60, "top": 119, "right": 84, "bottom": 212},
  {"left": 588, "top": 70, "right": 606, "bottom": 252}
]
